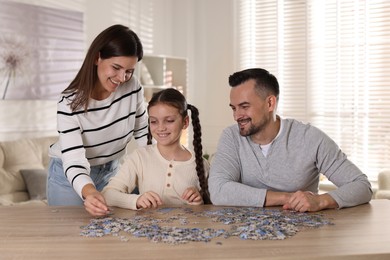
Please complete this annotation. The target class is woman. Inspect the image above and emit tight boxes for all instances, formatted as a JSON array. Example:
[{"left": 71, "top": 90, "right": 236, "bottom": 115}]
[
  {"left": 102, "top": 88, "right": 210, "bottom": 210},
  {"left": 47, "top": 24, "right": 148, "bottom": 216}
]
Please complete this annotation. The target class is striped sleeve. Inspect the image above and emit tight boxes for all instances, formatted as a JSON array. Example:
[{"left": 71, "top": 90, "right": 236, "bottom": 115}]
[
  {"left": 132, "top": 84, "right": 149, "bottom": 146},
  {"left": 57, "top": 94, "right": 93, "bottom": 198},
  {"left": 56, "top": 78, "right": 149, "bottom": 199}
]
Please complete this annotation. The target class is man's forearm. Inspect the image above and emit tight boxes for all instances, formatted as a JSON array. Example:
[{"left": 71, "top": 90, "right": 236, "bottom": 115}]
[{"left": 264, "top": 190, "right": 291, "bottom": 206}]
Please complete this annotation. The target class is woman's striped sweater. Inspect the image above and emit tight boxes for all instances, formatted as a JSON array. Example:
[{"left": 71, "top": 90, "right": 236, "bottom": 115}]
[{"left": 48, "top": 77, "right": 149, "bottom": 198}]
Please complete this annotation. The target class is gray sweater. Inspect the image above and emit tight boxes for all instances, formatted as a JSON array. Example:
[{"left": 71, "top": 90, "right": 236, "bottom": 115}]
[{"left": 209, "top": 118, "right": 372, "bottom": 208}]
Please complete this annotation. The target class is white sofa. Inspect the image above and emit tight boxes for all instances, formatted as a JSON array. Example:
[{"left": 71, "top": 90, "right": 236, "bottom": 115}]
[
  {"left": 0, "top": 136, "right": 58, "bottom": 205},
  {"left": 375, "top": 169, "right": 390, "bottom": 199}
]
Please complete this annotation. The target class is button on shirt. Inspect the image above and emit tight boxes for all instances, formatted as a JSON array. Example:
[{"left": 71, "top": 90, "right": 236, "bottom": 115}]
[{"left": 102, "top": 144, "right": 210, "bottom": 210}]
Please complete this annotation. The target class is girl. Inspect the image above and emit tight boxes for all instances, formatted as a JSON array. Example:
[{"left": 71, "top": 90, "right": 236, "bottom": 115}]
[
  {"left": 102, "top": 88, "right": 210, "bottom": 209},
  {"left": 47, "top": 25, "right": 149, "bottom": 216}
]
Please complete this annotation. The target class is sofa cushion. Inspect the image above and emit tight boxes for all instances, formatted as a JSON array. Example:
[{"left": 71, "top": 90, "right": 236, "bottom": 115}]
[
  {"left": 0, "top": 168, "right": 23, "bottom": 196},
  {"left": 0, "top": 136, "right": 57, "bottom": 205},
  {"left": 0, "top": 192, "right": 29, "bottom": 206},
  {"left": 20, "top": 169, "right": 47, "bottom": 200},
  {"left": 0, "top": 139, "right": 44, "bottom": 195}
]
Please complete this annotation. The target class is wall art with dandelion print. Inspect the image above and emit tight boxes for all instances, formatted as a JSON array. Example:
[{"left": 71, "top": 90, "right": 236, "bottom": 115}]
[
  {"left": 0, "top": 1, "right": 84, "bottom": 100},
  {"left": 0, "top": 34, "right": 37, "bottom": 100}
]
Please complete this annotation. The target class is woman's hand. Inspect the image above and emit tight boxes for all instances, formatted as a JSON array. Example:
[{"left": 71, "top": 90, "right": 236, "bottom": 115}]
[
  {"left": 82, "top": 184, "right": 111, "bottom": 216},
  {"left": 136, "top": 191, "right": 163, "bottom": 209},
  {"left": 182, "top": 187, "right": 202, "bottom": 204}
]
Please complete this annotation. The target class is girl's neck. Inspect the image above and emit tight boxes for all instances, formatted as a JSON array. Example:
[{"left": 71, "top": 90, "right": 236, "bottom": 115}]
[{"left": 157, "top": 144, "right": 191, "bottom": 161}]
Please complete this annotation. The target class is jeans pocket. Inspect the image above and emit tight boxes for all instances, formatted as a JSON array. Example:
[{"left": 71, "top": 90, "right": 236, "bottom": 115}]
[
  {"left": 92, "top": 159, "right": 119, "bottom": 191},
  {"left": 48, "top": 158, "right": 69, "bottom": 186}
]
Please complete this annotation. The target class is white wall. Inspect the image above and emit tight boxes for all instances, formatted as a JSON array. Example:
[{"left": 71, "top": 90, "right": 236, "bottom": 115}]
[
  {"left": 0, "top": 0, "right": 235, "bottom": 155},
  {"left": 170, "top": 0, "right": 235, "bottom": 154},
  {"left": 193, "top": 0, "right": 235, "bottom": 154}
]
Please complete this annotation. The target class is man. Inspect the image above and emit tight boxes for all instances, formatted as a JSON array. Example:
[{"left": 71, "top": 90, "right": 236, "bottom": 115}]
[{"left": 208, "top": 68, "right": 372, "bottom": 212}]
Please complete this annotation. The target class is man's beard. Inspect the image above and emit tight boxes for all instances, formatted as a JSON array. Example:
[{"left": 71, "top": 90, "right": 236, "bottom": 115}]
[{"left": 238, "top": 118, "right": 263, "bottom": 137}]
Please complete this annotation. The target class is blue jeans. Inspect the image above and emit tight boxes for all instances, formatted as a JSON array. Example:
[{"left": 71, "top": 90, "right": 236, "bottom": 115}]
[{"left": 47, "top": 157, "right": 119, "bottom": 206}]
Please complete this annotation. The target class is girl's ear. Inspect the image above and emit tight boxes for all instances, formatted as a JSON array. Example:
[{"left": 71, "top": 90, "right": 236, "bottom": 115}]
[{"left": 182, "top": 115, "right": 190, "bottom": 130}]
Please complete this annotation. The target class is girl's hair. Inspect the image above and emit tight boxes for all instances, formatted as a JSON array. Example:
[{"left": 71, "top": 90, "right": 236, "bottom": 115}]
[
  {"left": 63, "top": 24, "right": 143, "bottom": 112},
  {"left": 147, "top": 88, "right": 211, "bottom": 204}
]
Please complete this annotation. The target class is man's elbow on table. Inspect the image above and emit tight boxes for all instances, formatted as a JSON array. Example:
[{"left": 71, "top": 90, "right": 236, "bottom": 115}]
[
  {"left": 208, "top": 178, "right": 227, "bottom": 206},
  {"left": 209, "top": 188, "right": 224, "bottom": 206}
]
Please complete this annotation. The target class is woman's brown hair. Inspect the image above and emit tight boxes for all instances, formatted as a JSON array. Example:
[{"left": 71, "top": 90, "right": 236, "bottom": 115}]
[{"left": 63, "top": 24, "right": 143, "bottom": 112}]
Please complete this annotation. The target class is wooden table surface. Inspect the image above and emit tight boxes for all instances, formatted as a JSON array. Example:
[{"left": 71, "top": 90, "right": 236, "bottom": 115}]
[{"left": 1, "top": 199, "right": 390, "bottom": 260}]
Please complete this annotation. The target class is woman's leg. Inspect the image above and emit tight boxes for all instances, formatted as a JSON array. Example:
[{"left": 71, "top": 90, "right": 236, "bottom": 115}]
[
  {"left": 90, "top": 159, "right": 139, "bottom": 194},
  {"left": 91, "top": 159, "right": 119, "bottom": 191},
  {"left": 47, "top": 157, "right": 83, "bottom": 206},
  {"left": 48, "top": 158, "right": 122, "bottom": 205},
  {"left": 92, "top": 159, "right": 139, "bottom": 194}
]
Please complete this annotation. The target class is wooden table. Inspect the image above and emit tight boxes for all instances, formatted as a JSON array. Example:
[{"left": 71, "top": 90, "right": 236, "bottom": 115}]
[{"left": 1, "top": 200, "right": 390, "bottom": 260}]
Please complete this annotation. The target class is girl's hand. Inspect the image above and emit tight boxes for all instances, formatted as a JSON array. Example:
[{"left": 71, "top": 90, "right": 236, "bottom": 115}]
[
  {"left": 182, "top": 187, "right": 202, "bottom": 203},
  {"left": 136, "top": 191, "right": 163, "bottom": 209}
]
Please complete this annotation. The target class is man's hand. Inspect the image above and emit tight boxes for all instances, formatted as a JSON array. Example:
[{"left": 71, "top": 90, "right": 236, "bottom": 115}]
[
  {"left": 136, "top": 191, "right": 162, "bottom": 209},
  {"left": 82, "top": 184, "right": 111, "bottom": 216},
  {"left": 182, "top": 187, "right": 202, "bottom": 204},
  {"left": 282, "top": 191, "right": 338, "bottom": 212}
]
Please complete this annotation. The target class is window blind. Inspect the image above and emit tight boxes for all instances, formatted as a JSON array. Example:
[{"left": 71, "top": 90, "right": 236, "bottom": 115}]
[
  {"left": 4, "top": 0, "right": 86, "bottom": 11},
  {"left": 236, "top": 0, "right": 390, "bottom": 181},
  {"left": 112, "top": 0, "right": 154, "bottom": 54}
]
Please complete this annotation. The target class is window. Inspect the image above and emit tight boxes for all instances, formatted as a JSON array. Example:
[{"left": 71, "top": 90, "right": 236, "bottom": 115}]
[
  {"left": 236, "top": 0, "right": 390, "bottom": 181},
  {"left": 112, "top": 0, "right": 154, "bottom": 54}
]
